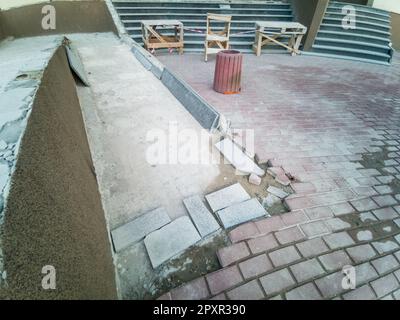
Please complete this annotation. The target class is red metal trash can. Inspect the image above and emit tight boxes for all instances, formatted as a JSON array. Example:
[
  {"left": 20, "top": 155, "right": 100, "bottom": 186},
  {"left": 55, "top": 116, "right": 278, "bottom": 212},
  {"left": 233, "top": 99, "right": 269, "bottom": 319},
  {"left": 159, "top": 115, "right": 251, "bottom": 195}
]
[{"left": 213, "top": 50, "right": 243, "bottom": 94}]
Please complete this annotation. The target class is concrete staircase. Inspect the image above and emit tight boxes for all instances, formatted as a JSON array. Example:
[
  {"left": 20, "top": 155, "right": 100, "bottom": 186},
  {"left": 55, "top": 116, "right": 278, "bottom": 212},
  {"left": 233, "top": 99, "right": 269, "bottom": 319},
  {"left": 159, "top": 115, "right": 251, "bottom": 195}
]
[
  {"left": 112, "top": 1, "right": 294, "bottom": 53},
  {"left": 310, "top": 1, "right": 393, "bottom": 65}
]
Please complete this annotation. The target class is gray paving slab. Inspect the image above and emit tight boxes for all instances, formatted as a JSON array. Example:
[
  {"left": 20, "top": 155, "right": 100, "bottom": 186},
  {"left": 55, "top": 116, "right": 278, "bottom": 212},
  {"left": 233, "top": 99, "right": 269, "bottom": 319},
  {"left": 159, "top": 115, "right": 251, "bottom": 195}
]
[
  {"left": 267, "top": 186, "right": 289, "bottom": 199},
  {"left": 144, "top": 216, "right": 201, "bottom": 268},
  {"left": 183, "top": 195, "right": 221, "bottom": 237},
  {"left": 217, "top": 198, "right": 268, "bottom": 229},
  {"left": 111, "top": 207, "right": 171, "bottom": 252},
  {"left": 205, "top": 183, "right": 251, "bottom": 212}
]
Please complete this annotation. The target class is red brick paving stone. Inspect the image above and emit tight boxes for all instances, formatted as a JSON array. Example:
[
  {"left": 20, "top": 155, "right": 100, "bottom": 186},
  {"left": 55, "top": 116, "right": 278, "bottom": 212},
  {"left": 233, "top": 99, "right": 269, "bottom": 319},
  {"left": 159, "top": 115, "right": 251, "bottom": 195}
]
[
  {"left": 255, "top": 215, "right": 285, "bottom": 235},
  {"left": 289, "top": 258, "right": 325, "bottom": 282},
  {"left": 324, "top": 218, "right": 351, "bottom": 232},
  {"left": 296, "top": 238, "right": 329, "bottom": 258},
  {"left": 247, "top": 233, "right": 279, "bottom": 254},
  {"left": 267, "top": 167, "right": 285, "bottom": 178},
  {"left": 305, "top": 206, "right": 334, "bottom": 220},
  {"left": 171, "top": 277, "right": 210, "bottom": 300},
  {"left": 300, "top": 220, "right": 330, "bottom": 238},
  {"left": 285, "top": 283, "right": 323, "bottom": 300},
  {"left": 372, "top": 195, "right": 398, "bottom": 207},
  {"left": 371, "top": 255, "right": 399, "bottom": 275},
  {"left": 372, "top": 207, "right": 399, "bottom": 221},
  {"left": 268, "top": 245, "right": 301, "bottom": 267},
  {"left": 274, "top": 226, "right": 305, "bottom": 245},
  {"left": 217, "top": 242, "right": 250, "bottom": 267},
  {"left": 284, "top": 196, "right": 314, "bottom": 211},
  {"left": 280, "top": 210, "right": 309, "bottom": 226},
  {"left": 372, "top": 239, "right": 400, "bottom": 254},
  {"left": 315, "top": 271, "right": 344, "bottom": 298},
  {"left": 239, "top": 254, "right": 273, "bottom": 279},
  {"left": 355, "top": 262, "right": 378, "bottom": 285},
  {"left": 330, "top": 202, "right": 355, "bottom": 216},
  {"left": 370, "top": 273, "right": 399, "bottom": 298},
  {"left": 323, "top": 231, "right": 355, "bottom": 250},
  {"left": 276, "top": 173, "right": 290, "bottom": 186},
  {"left": 318, "top": 250, "right": 353, "bottom": 272},
  {"left": 345, "top": 244, "right": 377, "bottom": 263},
  {"left": 157, "top": 292, "right": 172, "bottom": 300},
  {"left": 229, "top": 222, "right": 260, "bottom": 243},
  {"left": 291, "top": 182, "right": 316, "bottom": 194},
  {"left": 226, "top": 280, "right": 265, "bottom": 300},
  {"left": 342, "top": 285, "right": 376, "bottom": 300},
  {"left": 350, "top": 198, "right": 379, "bottom": 212},
  {"left": 259, "top": 268, "right": 296, "bottom": 296},
  {"left": 206, "top": 265, "right": 243, "bottom": 295}
]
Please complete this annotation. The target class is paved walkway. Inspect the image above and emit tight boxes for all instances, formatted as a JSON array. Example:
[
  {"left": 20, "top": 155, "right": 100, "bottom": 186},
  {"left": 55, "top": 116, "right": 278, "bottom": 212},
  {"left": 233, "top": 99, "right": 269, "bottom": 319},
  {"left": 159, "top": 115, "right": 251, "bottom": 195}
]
[{"left": 158, "top": 53, "right": 400, "bottom": 300}]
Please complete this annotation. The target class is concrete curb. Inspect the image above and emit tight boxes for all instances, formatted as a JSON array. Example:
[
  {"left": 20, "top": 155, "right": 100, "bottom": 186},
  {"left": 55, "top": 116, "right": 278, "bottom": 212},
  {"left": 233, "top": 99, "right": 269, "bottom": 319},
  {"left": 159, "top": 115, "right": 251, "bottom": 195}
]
[{"left": 161, "top": 68, "right": 220, "bottom": 131}]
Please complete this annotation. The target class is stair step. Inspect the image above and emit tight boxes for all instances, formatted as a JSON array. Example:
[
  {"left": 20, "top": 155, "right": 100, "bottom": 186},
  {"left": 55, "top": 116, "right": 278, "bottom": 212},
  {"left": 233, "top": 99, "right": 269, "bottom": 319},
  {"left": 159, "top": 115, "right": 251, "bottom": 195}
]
[
  {"left": 329, "top": 1, "right": 391, "bottom": 16},
  {"left": 122, "top": 18, "right": 293, "bottom": 28},
  {"left": 322, "top": 17, "right": 391, "bottom": 31},
  {"left": 113, "top": 1, "right": 291, "bottom": 9},
  {"left": 323, "top": 12, "right": 391, "bottom": 25},
  {"left": 304, "top": 52, "right": 388, "bottom": 66},
  {"left": 115, "top": 6, "right": 292, "bottom": 15},
  {"left": 319, "top": 23, "right": 391, "bottom": 37},
  {"left": 314, "top": 37, "right": 392, "bottom": 55},
  {"left": 118, "top": 13, "right": 293, "bottom": 21},
  {"left": 317, "top": 30, "right": 391, "bottom": 45},
  {"left": 311, "top": 44, "right": 391, "bottom": 63}
]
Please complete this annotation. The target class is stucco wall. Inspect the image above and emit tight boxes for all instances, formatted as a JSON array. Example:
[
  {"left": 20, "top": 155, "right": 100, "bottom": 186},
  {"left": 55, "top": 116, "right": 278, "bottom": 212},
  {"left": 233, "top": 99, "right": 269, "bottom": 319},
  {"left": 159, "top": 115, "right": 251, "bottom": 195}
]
[
  {"left": 1, "top": 46, "right": 117, "bottom": 299},
  {"left": 0, "top": 0, "right": 104, "bottom": 11},
  {"left": 0, "top": 0, "right": 117, "bottom": 38},
  {"left": 373, "top": 0, "right": 400, "bottom": 15},
  {"left": 391, "top": 12, "right": 400, "bottom": 51}
]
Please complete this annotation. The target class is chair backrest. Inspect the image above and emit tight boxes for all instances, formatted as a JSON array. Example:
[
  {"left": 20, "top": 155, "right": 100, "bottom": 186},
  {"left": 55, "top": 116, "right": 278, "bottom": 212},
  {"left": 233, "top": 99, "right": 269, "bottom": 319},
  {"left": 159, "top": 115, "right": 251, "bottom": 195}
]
[{"left": 206, "top": 13, "right": 232, "bottom": 38}]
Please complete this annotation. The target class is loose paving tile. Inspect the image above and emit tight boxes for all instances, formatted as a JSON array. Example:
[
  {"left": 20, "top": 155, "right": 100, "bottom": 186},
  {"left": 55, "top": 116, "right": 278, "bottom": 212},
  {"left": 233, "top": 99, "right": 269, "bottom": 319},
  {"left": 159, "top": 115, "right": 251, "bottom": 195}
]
[
  {"left": 215, "top": 139, "right": 265, "bottom": 176},
  {"left": 267, "top": 186, "right": 289, "bottom": 199},
  {"left": 144, "top": 216, "right": 201, "bottom": 268},
  {"left": 356, "top": 230, "right": 374, "bottom": 241},
  {"left": 111, "top": 207, "right": 171, "bottom": 252},
  {"left": 183, "top": 195, "right": 220, "bottom": 237},
  {"left": 217, "top": 198, "right": 267, "bottom": 229},
  {"left": 205, "top": 183, "right": 250, "bottom": 212}
]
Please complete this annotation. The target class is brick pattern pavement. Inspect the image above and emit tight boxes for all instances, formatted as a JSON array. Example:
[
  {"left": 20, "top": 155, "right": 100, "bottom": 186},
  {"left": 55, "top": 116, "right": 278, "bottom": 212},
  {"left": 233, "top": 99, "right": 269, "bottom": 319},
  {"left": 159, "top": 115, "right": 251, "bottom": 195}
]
[{"left": 158, "top": 53, "right": 400, "bottom": 300}]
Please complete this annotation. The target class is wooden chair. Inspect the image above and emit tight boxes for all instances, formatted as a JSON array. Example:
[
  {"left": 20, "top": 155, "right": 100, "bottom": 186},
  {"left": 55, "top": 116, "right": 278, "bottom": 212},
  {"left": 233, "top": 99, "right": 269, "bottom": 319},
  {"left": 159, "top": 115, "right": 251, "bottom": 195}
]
[{"left": 204, "top": 13, "right": 232, "bottom": 62}]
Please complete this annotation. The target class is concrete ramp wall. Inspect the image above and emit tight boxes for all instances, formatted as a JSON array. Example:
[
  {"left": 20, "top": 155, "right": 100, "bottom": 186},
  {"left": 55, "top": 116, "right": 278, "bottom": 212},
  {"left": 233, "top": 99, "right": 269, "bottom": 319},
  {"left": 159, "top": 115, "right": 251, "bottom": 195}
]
[
  {"left": 1, "top": 46, "right": 117, "bottom": 299},
  {"left": 0, "top": 0, "right": 117, "bottom": 38}
]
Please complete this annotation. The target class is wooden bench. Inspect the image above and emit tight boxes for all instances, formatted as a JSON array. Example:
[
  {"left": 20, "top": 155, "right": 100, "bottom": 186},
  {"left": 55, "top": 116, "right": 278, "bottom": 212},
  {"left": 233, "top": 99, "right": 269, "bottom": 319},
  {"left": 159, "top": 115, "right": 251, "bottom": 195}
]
[
  {"left": 141, "top": 20, "right": 184, "bottom": 54},
  {"left": 253, "top": 21, "right": 307, "bottom": 56}
]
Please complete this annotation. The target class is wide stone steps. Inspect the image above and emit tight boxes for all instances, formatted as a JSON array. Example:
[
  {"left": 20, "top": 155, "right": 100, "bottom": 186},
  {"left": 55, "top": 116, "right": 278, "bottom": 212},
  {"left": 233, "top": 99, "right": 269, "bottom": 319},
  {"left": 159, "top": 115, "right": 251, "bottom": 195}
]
[
  {"left": 113, "top": 0, "right": 294, "bottom": 52},
  {"left": 310, "top": 1, "right": 393, "bottom": 64}
]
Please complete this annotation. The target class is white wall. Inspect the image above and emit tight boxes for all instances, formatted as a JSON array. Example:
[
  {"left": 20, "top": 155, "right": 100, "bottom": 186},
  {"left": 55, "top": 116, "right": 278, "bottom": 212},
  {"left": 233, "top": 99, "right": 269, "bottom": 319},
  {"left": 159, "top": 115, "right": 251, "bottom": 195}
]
[{"left": 372, "top": 0, "right": 400, "bottom": 15}]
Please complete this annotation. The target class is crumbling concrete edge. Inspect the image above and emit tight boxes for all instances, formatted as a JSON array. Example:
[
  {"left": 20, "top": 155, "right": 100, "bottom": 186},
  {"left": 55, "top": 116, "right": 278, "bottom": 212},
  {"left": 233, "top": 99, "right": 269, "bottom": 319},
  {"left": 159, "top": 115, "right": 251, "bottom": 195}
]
[{"left": 104, "top": 0, "right": 220, "bottom": 131}]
